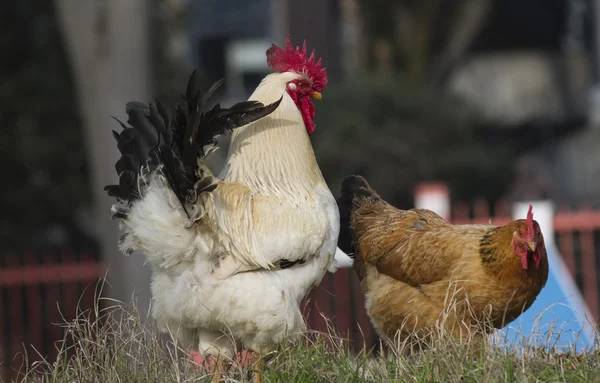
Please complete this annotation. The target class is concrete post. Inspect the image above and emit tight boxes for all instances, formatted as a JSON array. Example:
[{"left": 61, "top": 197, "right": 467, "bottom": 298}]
[{"left": 414, "top": 183, "right": 451, "bottom": 221}]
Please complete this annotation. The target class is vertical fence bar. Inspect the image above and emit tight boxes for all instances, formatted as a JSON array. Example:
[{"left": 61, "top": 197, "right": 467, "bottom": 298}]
[
  {"left": 60, "top": 249, "right": 79, "bottom": 358},
  {"left": 494, "top": 199, "right": 510, "bottom": 218},
  {"left": 350, "top": 272, "right": 375, "bottom": 352},
  {"left": 558, "top": 230, "right": 576, "bottom": 279},
  {"left": 452, "top": 201, "right": 470, "bottom": 222},
  {"left": 61, "top": 249, "right": 78, "bottom": 320},
  {"left": 332, "top": 269, "right": 351, "bottom": 338},
  {"left": 580, "top": 229, "right": 599, "bottom": 319},
  {"left": 80, "top": 250, "right": 99, "bottom": 320},
  {"left": 24, "top": 251, "right": 43, "bottom": 365},
  {"left": 6, "top": 253, "right": 23, "bottom": 380},
  {"left": 474, "top": 199, "right": 489, "bottom": 221},
  {"left": 556, "top": 204, "right": 577, "bottom": 279},
  {"left": 43, "top": 250, "right": 62, "bottom": 363},
  {"left": 0, "top": 254, "right": 6, "bottom": 380},
  {"left": 312, "top": 274, "right": 333, "bottom": 334}
]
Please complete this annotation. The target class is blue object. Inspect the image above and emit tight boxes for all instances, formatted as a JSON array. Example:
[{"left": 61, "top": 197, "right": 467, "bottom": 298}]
[{"left": 493, "top": 243, "right": 596, "bottom": 352}]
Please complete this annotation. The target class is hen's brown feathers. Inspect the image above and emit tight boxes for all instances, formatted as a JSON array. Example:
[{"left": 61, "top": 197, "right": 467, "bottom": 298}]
[
  {"left": 352, "top": 201, "right": 484, "bottom": 287},
  {"left": 339, "top": 175, "right": 549, "bottom": 345}
]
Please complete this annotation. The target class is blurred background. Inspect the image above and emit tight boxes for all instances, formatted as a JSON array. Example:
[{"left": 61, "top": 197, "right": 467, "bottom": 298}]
[{"left": 1, "top": 0, "right": 600, "bottom": 378}]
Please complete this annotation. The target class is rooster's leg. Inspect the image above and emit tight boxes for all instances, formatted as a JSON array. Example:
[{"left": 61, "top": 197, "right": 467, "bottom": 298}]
[{"left": 249, "top": 351, "right": 264, "bottom": 383}]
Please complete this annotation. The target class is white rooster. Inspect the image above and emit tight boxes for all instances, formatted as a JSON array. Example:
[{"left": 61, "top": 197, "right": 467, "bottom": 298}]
[{"left": 105, "top": 37, "right": 340, "bottom": 382}]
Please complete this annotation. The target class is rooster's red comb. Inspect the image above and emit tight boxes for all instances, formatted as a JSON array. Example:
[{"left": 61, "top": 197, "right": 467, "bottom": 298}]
[
  {"left": 266, "top": 36, "right": 328, "bottom": 91},
  {"left": 525, "top": 204, "right": 534, "bottom": 240}
]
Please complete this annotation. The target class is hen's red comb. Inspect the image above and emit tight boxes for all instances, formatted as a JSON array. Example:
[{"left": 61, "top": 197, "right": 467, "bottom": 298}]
[
  {"left": 266, "top": 36, "right": 328, "bottom": 91},
  {"left": 525, "top": 204, "right": 534, "bottom": 240}
]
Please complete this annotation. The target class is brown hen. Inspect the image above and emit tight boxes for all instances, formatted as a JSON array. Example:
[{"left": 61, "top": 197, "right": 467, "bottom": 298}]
[{"left": 338, "top": 175, "right": 549, "bottom": 346}]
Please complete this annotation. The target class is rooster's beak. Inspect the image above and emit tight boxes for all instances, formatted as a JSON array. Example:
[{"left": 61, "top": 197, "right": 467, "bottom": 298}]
[
  {"left": 526, "top": 241, "right": 537, "bottom": 252},
  {"left": 310, "top": 91, "right": 322, "bottom": 101}
]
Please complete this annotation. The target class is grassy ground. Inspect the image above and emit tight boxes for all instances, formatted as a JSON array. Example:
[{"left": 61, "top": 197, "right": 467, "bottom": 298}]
[{"left": 4, "top": 296, "right": 600, "bottom": 383}]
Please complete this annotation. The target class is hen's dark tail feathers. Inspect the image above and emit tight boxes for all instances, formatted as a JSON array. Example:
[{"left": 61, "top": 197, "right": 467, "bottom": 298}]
[
  {"left": 104, "top": 70, "right": 282, "bottom": 216},
  {"left": 337, "top": 175, "right": 381, "bottom": 256}
]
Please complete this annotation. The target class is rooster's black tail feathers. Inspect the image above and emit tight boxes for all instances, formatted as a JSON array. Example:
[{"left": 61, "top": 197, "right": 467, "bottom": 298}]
[{"left": 105, "top": 70, "right": 282, "bottom": 214}]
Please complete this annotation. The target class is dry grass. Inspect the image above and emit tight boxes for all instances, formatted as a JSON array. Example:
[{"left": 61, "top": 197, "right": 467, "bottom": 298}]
[{"left": 3, "top": 284, "right": 600, "bottom": 383}]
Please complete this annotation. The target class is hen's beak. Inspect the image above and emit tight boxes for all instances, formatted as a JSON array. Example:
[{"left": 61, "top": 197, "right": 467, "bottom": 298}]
[
  {"left": 310, "top": 91, "right": 322, "bottom": 100},
  {"left": 526, "top": 241, "right": 537, "bottom": 252}
]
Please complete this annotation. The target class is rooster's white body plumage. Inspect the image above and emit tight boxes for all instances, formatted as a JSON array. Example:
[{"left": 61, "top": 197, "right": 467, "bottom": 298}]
[{"left": 114, "top": 71, "right": 339, "bottom": 358}]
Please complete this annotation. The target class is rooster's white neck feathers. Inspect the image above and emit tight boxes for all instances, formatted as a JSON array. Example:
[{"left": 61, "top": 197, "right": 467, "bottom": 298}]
[{"left": 218, "top": 72, "right": 325, "bottom": 199}]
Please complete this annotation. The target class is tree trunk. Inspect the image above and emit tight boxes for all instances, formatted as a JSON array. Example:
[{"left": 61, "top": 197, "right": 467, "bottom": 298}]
[
  {"left": 54, "top": 0, "right": 152, "bottom": 315},
  {"left": 431, "top": 0, "right": 492, "bottom": 84}
]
